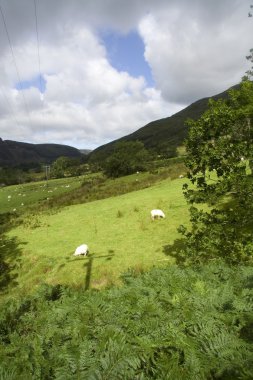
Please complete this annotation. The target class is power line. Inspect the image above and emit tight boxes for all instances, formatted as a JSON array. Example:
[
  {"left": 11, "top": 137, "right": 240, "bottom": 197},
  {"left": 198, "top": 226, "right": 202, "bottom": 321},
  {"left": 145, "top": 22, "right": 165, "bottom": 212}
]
[
  {"left": 34, "top": 0, "right": 43, "bottom": 97},
  {"left": 0, "top": 1, "right": 31, "bottom": 121}
]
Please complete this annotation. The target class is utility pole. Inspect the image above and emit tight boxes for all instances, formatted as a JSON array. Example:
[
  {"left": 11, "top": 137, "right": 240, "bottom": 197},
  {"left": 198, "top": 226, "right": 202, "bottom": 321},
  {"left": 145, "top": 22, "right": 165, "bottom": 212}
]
[{"left": 44, "top": 165, "right": 50, "bottom": 187}]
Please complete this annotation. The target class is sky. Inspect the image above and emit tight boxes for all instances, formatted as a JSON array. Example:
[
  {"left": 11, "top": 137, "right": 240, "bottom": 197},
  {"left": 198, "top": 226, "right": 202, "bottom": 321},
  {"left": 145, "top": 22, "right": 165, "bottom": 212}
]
[{"left": 0, "top": 0, "right": 252, "bottom": 150}]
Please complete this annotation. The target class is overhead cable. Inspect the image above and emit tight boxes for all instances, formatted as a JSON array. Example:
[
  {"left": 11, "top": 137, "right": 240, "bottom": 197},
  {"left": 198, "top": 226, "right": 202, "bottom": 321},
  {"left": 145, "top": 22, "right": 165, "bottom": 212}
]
[
  {"left": 34, "top": 0, "right": 43, "bottom": 97},
  {"left": 0, "top": 2, "right": 31, "bottom": 120}
]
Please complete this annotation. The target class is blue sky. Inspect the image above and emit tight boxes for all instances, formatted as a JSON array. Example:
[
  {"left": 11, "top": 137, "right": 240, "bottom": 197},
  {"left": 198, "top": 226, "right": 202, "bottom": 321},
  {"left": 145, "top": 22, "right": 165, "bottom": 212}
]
[
  {"left": 101, "top": 30, "right": 154, "bottom": 87},
  {"left": 16, "top": 75, "right": 46, "bottom": 93}
]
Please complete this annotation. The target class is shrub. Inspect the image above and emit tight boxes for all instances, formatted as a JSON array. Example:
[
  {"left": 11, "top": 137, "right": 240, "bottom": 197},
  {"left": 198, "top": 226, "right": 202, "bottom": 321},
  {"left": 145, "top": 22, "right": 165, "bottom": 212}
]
[{"left": 0, "top": 261, "right": 252, "bottom": 379}]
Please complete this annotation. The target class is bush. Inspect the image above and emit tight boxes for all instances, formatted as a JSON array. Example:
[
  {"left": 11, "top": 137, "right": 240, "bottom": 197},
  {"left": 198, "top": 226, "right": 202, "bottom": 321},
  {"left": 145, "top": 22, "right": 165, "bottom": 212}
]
[{"left": 0, "top": 261, "right": 252, "bottom": 379}]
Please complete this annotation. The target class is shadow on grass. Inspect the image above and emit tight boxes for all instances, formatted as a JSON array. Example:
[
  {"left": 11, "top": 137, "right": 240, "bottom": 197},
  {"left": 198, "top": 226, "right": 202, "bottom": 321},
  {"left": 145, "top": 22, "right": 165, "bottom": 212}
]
[
  {"left": 0, "top": 213, "right": 24, "bottom": 292},
  {"left": 1, "top": 235, "right": 25, "bottom": 292},
  {"left": 83, "top": 253, "right": 114, "bottom": 290},
  {"left": 66, "top": 251, "right": 115, "bottom": 290},
  {"left": 0, "top": 236, "right": 21, "bottom": 291},
  {"left": 163, "top": 238, "right": 187, "bottom": 265}
]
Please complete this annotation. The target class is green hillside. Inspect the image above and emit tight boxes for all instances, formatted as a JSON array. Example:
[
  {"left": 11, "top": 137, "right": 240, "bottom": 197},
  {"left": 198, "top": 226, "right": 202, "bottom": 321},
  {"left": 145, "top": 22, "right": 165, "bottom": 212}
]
[
  {"left": 89, "top": 84, "right": 239, "bottom": 162},
  {"left": 0, "top": 138, "right": 82, "bottom": 167},
  {"left": 5, "top": 176, "right": 188, "bottom": 296}
]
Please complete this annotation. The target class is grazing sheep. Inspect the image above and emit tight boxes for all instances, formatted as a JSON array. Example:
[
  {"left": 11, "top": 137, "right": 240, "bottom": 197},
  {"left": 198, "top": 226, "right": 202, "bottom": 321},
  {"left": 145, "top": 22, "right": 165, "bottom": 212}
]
[
  {"left": 73, "top": 244, "right": 89, "bottom": 256},
  {"left": 151, "top": 209, "right": 165, "bottom": 220},
  {"left": 179, "top": 174, "right": 184, "bottom": 179}
]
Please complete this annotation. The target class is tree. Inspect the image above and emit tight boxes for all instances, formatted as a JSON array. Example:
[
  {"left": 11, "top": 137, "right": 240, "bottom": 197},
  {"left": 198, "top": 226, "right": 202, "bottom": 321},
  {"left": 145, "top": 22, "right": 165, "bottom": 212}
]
[
  {"left": 51, "top": 156, "right": 80, "bottom": 178},
  {"left": 0, "top": 167, "right": 30, "bottom": 185},
  {"left": 245, "top": 48, "right": 253, "bottom": 80},
  {"left": 179, "top": 81, "right": 253, "bottom": 263},
  {"left": 103, "top": 141, "right": 150, "bottom": 178},
  {"left": 244, "top": 5, "right": 253, "bottom": 80}
]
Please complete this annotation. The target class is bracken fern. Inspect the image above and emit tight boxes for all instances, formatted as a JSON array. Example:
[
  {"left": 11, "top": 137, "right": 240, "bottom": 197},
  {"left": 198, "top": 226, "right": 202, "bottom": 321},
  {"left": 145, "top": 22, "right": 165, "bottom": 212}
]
[{"left": 0, "top": 261, "right": 252, "bottom": 379}]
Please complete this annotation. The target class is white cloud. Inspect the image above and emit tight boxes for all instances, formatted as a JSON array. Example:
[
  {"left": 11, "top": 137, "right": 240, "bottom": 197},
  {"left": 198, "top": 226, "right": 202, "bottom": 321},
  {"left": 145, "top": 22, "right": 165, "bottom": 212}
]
[
  {"left": 0, "top": 24, "right": 176, "bottom": 148},
  {"left": 139, "top": 1, "right": 252, "bottom": 103},
  {"left": 0, "top": 0, "right": 252, "bottom": 149}
]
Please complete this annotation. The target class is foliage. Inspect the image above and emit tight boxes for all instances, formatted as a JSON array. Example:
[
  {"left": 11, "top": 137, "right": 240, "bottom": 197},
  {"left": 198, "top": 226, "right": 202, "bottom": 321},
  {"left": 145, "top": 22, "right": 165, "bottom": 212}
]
[
  {"left": 0, "top": 213, "right": 21, "bottom": 293},
  {"left": 51, "top": 156, "right": 72, "bottom": 178},
  {"left": 50, "top": 157, "right": 96, "bottom": 179},
  {"left": 0, "top": 262, "right": 252, "bottom": 379},
  {"left": 244, "top": 5, "right": 253, "bottom": 80},
  {"left": 245, "top": 48, "right": 253, "bottom": 81},
  {"left": 181, "top": 81, "right": 253, "bottom": 263},
  {"left": 0, "top": 167, "right": 32, "bottom": 186},
  {"left": 103, "top": 141, "right": 150, "bottom": 178}
]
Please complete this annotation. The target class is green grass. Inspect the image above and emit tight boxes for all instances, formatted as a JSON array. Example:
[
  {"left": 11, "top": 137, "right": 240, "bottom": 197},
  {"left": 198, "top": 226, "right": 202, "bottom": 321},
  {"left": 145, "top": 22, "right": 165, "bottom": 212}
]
[
  {"left": 5, "top": 176, "right": 189, "bottom": 297},
  {"left": 0, "top": 161, "right": 187, "bottom": 215},
  {"left": 42, "top": 162, "right": 187, "bottom": 209},
  {"left": 0, "top": 176, "right": 88, "bottom": 214}
]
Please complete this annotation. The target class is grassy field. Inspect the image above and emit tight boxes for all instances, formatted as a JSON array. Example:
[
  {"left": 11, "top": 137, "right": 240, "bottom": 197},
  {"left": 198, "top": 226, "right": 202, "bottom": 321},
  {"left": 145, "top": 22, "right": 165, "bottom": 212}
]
[
  {"left": 0, "top": 176, "right": 89, "bottom": 214},
  {"left": 0, "top": 161, "right": 187, "bottom": 215},
  {"left": 4, "top": 176, "right": 189, "bottom": 298}
]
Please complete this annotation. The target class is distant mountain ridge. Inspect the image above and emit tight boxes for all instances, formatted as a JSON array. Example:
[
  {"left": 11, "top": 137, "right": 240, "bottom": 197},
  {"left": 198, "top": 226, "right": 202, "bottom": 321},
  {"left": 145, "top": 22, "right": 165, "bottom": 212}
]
[
  {"left": 0, "top": 139, "right": 82, "bottom": 167},
  {"left": 79, "top": 149, "right": 92, "bottom": 155},
  {"left": 89, "top": 84, "right": 240, "bottom": 162},
  {"left": 0, "top": 84, "right": 240, "bottom": 167}
]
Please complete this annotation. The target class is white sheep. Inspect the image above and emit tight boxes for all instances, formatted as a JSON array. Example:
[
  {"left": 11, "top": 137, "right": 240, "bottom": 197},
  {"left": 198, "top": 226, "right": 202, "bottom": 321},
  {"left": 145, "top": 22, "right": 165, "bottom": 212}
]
[
  {"left": 151, "top": 209, "right": 165, "bottom": 220},
  {"left": 73, "top": 244, "right": 89, "bottom": 256}
]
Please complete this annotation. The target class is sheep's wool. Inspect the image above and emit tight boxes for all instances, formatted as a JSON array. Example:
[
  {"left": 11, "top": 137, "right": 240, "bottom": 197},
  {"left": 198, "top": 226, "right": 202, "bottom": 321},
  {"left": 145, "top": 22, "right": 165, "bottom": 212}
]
[
  {"left": 151, "top": 209, "right": 165, "bottom": 220},
  {"left": 74, "top": 244, "right": 89, "bottom": 256}
]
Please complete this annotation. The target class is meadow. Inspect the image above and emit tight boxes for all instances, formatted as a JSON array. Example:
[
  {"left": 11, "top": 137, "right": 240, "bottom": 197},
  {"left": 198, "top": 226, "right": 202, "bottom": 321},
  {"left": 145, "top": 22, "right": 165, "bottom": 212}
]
[
  {"left": 0, "top": 159, "right": 186, "bottom": 214},
  {"left": 3, "top": 174, "right": 189, "bottom": 298},
  {"left": 0, "top": 176, "right": 84, "bottom": 214},
  {"left": 1, "top": 166, "right": 253, "bottom": 379}
]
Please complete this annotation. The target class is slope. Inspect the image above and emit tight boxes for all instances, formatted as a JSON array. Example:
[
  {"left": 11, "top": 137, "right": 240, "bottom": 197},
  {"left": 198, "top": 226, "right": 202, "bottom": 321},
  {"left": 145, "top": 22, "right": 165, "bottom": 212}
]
[
  {"left": 6, "top": 176, "right": 188, "bottom": 294},
  {"left": 89, "top": 84, "right": 239, "bottom": 162}
]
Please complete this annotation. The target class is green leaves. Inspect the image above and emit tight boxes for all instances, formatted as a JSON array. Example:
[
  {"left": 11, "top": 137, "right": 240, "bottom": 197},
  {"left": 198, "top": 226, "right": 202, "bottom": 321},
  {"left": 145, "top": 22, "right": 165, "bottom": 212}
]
[
  {"left": 1, "top": 263, "right": 253, "bottom": 379},
  {"left": 182, "top": 81, "right": 253, "bottom": 263},
  {"left": 103, "top": 141, "right": 150, "bottom": 178}
]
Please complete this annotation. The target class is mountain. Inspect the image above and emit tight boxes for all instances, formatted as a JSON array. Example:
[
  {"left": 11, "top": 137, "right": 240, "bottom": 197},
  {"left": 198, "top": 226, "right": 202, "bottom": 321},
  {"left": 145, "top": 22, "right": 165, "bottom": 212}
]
[
  {"left": 0, "top": 84, "right": 240, "bottom": 167},
  {"left": 79, "top": 149, "right": 92, "bottom": 155},
  {"left": 0, "top": 139, "right": 82, "bottom": 167},
  {"left": 89, "top": 84, "right": 240, "bottom": 162}
]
